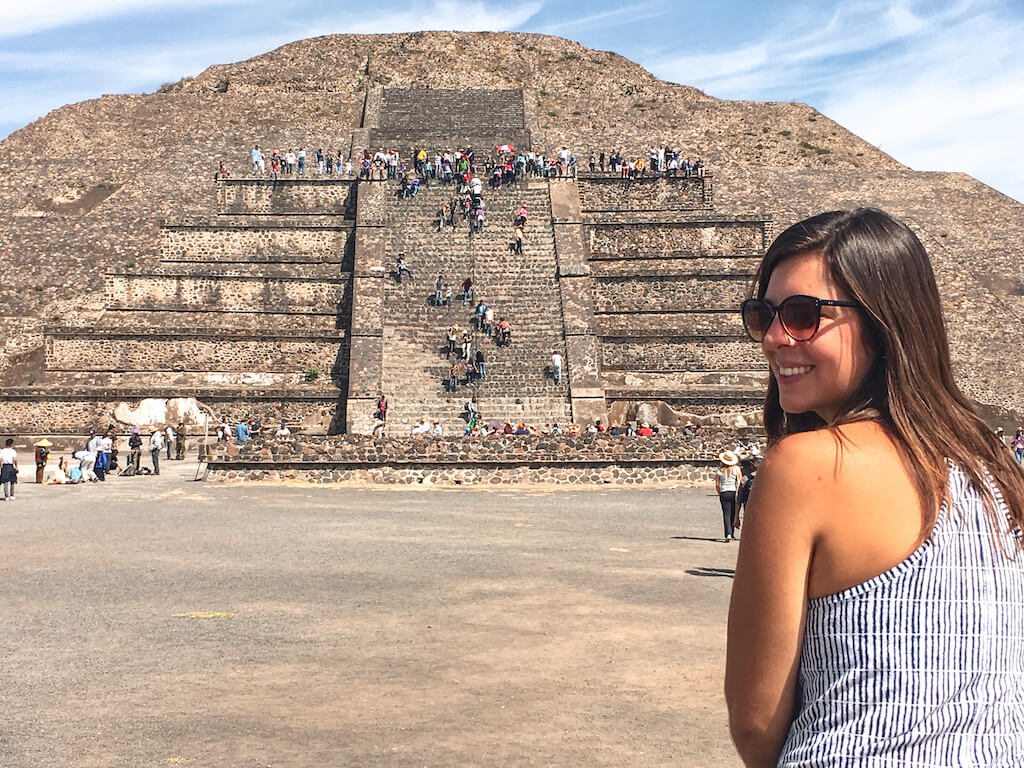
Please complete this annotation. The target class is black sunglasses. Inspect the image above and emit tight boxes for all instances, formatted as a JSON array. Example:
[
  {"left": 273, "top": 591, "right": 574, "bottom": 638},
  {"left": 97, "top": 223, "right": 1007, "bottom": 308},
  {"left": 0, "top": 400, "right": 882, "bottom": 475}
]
[{"left": 741, "top": 294, "right": 861, "bottom": 342}]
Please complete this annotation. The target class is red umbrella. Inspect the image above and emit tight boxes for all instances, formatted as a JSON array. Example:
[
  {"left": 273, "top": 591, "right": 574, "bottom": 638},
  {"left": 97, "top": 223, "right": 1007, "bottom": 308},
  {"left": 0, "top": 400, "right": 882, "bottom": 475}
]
[{"left": 496, "top": 144, "right": 516, "bottom": 154}]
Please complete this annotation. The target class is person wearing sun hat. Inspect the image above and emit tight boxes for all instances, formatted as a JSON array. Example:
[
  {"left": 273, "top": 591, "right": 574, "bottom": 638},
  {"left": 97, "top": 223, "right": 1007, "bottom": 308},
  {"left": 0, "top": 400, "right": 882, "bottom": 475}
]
[
  {"left": 716, "top": 450, "right": 742, "bottom": 541},
  {"left": 33, "top": 438, "right": 53, "bottom": 484}
]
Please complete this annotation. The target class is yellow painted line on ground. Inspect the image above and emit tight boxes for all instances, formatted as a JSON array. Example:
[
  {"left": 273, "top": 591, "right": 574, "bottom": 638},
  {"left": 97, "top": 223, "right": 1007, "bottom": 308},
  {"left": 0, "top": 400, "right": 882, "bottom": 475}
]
[{"left": 173, "top": 611, "right": 237, "bottom": 620}]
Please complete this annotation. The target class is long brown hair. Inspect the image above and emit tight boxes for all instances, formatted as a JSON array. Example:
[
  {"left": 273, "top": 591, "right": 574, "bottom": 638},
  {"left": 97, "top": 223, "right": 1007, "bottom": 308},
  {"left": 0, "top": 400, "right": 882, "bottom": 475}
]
[{"left": 752, "top": 208, "right": 1024, "bottom": 541}]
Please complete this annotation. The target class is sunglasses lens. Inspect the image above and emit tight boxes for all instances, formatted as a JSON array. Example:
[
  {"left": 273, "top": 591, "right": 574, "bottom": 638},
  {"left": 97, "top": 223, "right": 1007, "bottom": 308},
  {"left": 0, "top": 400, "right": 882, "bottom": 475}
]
[
  {"left": 779, "top": 296, "right": 820, "bottom": 340},
  {"left": 742, "top": 300, "right": 773, "bottom": 341}
]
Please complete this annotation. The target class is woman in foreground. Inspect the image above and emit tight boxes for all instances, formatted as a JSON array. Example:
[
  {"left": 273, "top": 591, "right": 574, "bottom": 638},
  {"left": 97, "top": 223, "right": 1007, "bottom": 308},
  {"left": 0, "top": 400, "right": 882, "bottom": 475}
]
[{"left": 725, "top": 208, "right": 1024, "bottom": 766}]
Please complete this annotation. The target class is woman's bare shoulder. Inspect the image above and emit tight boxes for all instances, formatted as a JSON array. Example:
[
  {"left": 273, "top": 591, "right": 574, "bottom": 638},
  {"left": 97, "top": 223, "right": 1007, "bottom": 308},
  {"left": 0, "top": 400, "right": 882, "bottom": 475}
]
[{"left": 761, "top": 421, "right": 896, "bottom": 486}]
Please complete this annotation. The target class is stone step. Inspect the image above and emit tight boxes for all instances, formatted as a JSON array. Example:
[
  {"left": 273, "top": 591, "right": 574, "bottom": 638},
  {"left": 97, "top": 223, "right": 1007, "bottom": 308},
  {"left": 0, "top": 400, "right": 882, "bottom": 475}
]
[{"left": 100, "top": 307, "right": 342, "bottom": 332}]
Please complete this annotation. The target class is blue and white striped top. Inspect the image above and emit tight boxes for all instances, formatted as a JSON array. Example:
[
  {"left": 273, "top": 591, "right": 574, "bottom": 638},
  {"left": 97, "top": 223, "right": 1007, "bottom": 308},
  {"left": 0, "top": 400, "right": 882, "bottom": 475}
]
[{"left": 779, "top": 464, "right": 1024, "bottom": 767}]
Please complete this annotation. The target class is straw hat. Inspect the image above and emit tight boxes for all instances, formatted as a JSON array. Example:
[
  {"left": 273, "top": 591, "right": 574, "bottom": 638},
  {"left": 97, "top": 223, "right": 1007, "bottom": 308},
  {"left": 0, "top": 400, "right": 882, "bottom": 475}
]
[
  {"left": 719, "top": 450, "right": 739, "bottom": 466},
  {"left": 34, "top": 438, "right": 53, "bottom": 447}
]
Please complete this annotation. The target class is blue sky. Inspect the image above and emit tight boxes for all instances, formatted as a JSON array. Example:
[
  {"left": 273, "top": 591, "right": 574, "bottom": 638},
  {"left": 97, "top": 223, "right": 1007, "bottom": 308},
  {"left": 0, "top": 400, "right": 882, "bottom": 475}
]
[{"left": 3, "top": 0, "right": 1022, "bottom": 202}]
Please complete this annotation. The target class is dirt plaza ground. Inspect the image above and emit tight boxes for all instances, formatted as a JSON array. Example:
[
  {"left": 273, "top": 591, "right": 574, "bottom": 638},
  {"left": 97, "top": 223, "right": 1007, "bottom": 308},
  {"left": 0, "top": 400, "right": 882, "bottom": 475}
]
[{"left": 1, "top": 462, "right": 742, "bottom": 767}]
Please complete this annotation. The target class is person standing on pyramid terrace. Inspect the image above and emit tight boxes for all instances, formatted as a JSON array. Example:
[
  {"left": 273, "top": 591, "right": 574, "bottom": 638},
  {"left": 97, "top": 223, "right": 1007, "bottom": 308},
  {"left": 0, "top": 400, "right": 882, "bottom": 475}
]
[{"left": 250, "top": 145, "right": 264, "bottom": 174}]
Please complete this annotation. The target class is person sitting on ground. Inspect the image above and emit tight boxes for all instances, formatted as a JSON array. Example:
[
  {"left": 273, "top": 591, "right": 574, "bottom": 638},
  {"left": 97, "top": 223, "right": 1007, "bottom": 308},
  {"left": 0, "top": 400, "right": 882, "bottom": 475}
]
[
  {"left": 514, "top": 423, "right": 530, "bottom": 436},
  {"left": 636, "top": 422, "right": 654, "bottom": 436},
  {"left": 609, "top": 424, "right": 621, "bottom": 436},
  {"left": 275, "top": 421, "right": 290, "bottom": 437}
]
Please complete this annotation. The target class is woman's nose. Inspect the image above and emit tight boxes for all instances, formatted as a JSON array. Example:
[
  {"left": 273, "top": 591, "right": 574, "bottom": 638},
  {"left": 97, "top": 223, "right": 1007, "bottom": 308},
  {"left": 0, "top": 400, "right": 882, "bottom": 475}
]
[{"left": 761, "top": 312, "right": 794, "bottom": 351}]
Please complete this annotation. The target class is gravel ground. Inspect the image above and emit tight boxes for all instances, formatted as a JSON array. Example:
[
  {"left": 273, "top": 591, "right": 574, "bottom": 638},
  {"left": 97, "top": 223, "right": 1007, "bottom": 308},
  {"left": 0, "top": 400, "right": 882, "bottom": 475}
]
[{"left": 1, "top": 461, "right": 742, "bottom": 768}]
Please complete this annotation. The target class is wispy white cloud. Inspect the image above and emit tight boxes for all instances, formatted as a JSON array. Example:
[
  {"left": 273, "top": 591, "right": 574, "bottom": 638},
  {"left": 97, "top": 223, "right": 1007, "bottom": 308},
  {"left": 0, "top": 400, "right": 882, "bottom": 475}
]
[
  {"left": 532, "top": 2, "right": 663, "bottom": 35},
  {"left": 645, "top": 0, "right": 1024, "bottom": 202},
  {"left": 0, "top": 0, "right": 248, "bottom": 39},
  {"left": 335, "top": 0, "right": 543, "bottom": 34}
]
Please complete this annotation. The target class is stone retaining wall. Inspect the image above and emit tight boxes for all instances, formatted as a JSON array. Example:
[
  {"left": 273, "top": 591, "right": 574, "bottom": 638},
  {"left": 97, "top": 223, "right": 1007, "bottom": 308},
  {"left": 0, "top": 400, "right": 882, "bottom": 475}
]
[
  {"left": 578, "top": 176, "right": 709, "bottom": 212},
  {"left": 593, "top": 275, "right": 749, "bottom": 313},
  {"left": 0, "top": 389, "right": 345, "bottom": 434},
  {"left": 587, "top": 221, "right": 764, "bottom": 258},
  {"left": 45, "top": 331, "right": 346, "bottom": 374},
  {"left": 217, "top": 179, "right": 357, "bottom": 216},
  {"left": 161, "top": 224, "right": 352, "bottom": 263},
  {"left": 205, "top": 433, "right": 740, "bottom": 485},
  {"left": 105, "top": 272, "right": 349, "bottom": 312},
  {"left": 601, "top": 339, "right": 764, "bottom": 371},
  {"left": 596, "top": 312, "right": 745, "bottom": 336}
]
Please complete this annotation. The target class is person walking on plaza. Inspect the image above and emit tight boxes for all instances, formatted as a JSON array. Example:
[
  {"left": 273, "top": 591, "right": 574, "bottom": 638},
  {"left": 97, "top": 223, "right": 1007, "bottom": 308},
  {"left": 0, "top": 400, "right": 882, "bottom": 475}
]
[
  {"left": 164, "top": 424, "right": 175, "bottom": 459},
  {"left": 1, "top": 438, "right": 19, "bottom": 500},
  {"left": 715, "top": 450, "right": 742, "bottom": 542},
  {"left": 175, "top": 422, "right": 186, "bottom": 461},
  {"left": 87, "top": 430, "right": 106, "bottom": 482},
  {"left": 149, "top": 428, "right": 164, "bottom": 475}
]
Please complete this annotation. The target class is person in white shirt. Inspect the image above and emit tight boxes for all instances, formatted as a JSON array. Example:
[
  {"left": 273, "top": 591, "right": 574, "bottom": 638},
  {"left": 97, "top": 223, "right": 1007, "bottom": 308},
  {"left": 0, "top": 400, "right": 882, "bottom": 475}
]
[
  {"left": 275, "top": 421, "right": 291, "bottom": 437},
  {"left": 551, "top": 351, "right": 563, "bottom": 384},
  {"left": 0, "top": 438, "right": 18, "bottom": 500},
  {"left": 149, "top": 429, "right": 164, "bottom": 475},
  {"left": 164, "top": 425, "right": 175, "bottom": 460}
]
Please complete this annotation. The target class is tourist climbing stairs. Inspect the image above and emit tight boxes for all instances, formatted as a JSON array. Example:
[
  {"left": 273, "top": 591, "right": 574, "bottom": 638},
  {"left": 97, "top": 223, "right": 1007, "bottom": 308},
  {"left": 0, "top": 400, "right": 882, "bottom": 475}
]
[{"left": 379, "top": 180, "right": 571, "bottom": 434}]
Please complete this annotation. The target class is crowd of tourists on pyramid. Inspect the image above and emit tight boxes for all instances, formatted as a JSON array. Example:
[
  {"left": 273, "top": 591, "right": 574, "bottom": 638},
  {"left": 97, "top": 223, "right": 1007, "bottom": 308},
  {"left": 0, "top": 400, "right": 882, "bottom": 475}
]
[
  {"left": 585, "top": 147, "right": 704, "bottom": 178},
  {"left": 238, "top": 143, "right": 704, "bottom": 183}
]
